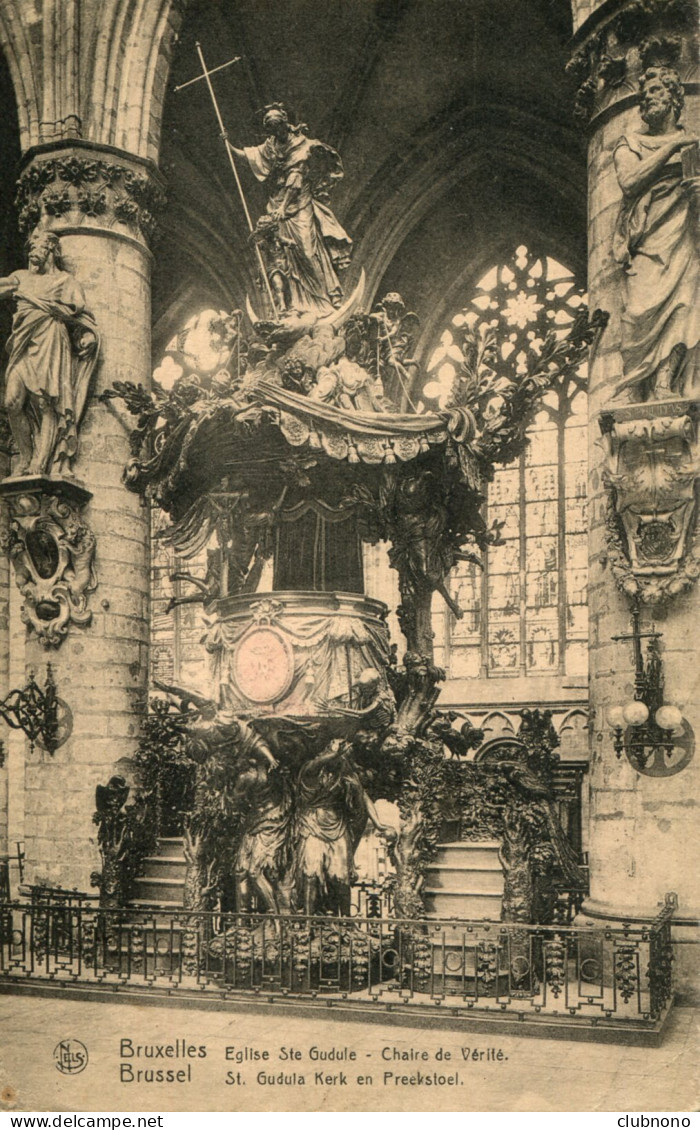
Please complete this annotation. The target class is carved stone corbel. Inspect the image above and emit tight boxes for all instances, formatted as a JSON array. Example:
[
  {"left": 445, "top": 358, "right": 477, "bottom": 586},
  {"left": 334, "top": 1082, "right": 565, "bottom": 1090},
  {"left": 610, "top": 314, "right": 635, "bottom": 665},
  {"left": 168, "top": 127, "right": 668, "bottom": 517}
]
[
  {"left": 600, "top": 402, "right": 700, "bottom": 603},
  {"left": 0, "top": 476, "right": 97, "bottom": 646}
]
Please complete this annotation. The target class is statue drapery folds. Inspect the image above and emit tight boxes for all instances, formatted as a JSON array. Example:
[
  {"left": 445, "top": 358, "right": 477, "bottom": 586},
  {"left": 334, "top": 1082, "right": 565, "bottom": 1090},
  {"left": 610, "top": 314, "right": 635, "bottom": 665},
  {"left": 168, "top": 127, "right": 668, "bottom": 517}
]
[
  {"left": 293, "top": 738, "right": 396, "bottom": 916},
  {"left": 1, "top": 231, "right": 99, "bottom": 476},
  {"left": 612, "top": 67, "right": 700, "bottom": 402},
  {"left": 236, "top": 104, "right": 352, "bottom": 316}
]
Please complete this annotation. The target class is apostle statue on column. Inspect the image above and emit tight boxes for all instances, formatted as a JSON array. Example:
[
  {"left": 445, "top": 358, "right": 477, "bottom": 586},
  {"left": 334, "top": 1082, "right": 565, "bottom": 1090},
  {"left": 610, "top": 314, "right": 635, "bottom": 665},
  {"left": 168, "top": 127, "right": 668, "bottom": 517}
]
[
  {"left": 0, "top": 231, "right": 100, "bottom": 476},
  {"left": 612, "top": 67, "right": 700, "bottom": 401}
]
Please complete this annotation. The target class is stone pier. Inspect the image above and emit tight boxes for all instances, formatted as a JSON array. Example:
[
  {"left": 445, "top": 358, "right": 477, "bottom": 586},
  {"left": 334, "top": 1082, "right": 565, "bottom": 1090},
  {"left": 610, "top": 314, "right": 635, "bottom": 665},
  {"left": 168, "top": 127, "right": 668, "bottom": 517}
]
[
  {"left": 571, "top": 0, "right": 700, "bottom": 944},
  {"left": 0, "top": 0, "right": 184, "bottom": 892}
]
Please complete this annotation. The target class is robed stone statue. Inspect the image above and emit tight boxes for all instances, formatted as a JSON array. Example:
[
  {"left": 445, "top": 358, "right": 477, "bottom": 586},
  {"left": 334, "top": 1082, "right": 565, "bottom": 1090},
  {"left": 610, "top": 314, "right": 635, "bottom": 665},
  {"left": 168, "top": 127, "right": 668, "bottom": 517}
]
[
  {"left": 613, "top": 67, "right": 700, "bottom": 401},
  {"left": 233, "top": 103, "right": 352, "bottom": 316},
  {"left": 0, "top": 231, "right": 100, "bottom": 476}
]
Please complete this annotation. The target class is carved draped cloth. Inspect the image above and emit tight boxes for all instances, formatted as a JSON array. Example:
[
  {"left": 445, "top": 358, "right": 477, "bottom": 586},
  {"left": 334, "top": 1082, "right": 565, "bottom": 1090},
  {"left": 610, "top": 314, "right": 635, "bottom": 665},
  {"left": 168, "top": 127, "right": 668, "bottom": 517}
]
[
  {"left": 613, "top": 130, "right": 700, "bottom": 397},
  {"left": 244, "top": 130, "right": 352, "bottom": 313},
  {"left": 235, "top": 773, "right": 292, "bottom": 880},
  {"left": 205, "top": 611, "right": 391, "bottom": 715},
  {"left": 5, "top": 269, "right": 99, "bottom": 468}
]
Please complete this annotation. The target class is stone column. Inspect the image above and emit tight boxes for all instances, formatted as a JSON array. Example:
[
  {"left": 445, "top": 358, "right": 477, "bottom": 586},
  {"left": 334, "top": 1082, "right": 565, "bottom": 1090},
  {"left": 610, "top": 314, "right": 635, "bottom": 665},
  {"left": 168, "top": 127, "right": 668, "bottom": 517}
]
[
  {"left": 0, "top": 0, "right": 184, "bottom": 894},
  {"left": 4, "top": 145, "right": 163, "bottom": 890},
  {"left": 0, "top": 428, "right": 10, "bottom": 867},
  {"left": 569, "top": 0, "right": 700, "bottom": 939}
]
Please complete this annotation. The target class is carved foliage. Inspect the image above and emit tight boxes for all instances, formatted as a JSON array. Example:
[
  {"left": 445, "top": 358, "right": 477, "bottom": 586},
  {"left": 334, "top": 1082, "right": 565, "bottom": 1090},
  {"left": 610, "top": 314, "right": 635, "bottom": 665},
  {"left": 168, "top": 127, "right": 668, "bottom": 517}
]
[
  {"left": 567, "top": 0, "right": 698, "bottom": 123},
  {"left": 131, "top": 677, "right": 585, "bottom": 928},
  {"left": 600, "top": 405, "right": 700, "bottom": 603},
  {"left": 1, "top": 481, "right": 97, "bottom": 647},
  {"left": 134, "top": 697, "right": 275, "bottom": 915},
  {"left": 384, "top": 707, "right": 585, "bottom": 923},
  {"left": 132, "top": 697, "right": 196, "bottom": 835},
  {"left": 453, "top": 310, "right": 608, "bottom": 469},
  {"left": 15, "top": 155, "right": 166, "bottom": 242},
  {"left": 91, "top": 776, "right": 156, "bottom": 908}
]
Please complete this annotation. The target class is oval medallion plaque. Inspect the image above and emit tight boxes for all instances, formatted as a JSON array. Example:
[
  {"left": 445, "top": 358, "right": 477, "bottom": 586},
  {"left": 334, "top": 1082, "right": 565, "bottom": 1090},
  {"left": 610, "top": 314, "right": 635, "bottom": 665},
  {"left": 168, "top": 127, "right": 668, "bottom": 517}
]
[
  {"left": 232, "top": 626, "right": 295, "bottom": 705},
  {"left": 26, "top": 528, "right": 59, "bottom": 580}
]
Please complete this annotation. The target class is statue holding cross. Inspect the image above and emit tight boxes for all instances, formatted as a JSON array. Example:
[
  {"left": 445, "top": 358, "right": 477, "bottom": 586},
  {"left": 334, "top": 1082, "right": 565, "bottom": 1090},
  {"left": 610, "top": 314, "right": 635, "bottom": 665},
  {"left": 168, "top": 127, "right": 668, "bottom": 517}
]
[
  {"left": 230, "top": 104, "right": 352, "bottom": 317},
  {"left": 176, "top": 47, "right": 352, "bottom": 320}
]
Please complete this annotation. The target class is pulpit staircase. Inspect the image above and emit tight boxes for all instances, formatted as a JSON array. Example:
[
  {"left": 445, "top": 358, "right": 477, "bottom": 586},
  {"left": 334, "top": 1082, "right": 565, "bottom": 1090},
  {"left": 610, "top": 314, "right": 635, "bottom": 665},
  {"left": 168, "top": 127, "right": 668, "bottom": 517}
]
[
  {"left": 422, "top": 840, "right": 505, "bottom": 987},
  {"left": 131, "top": 837, "right": 506, "bottom": 920},
  {"left": 423, "top": 840, "right": 504, "bottom": 920},
  {"left": 120, "top": 837, "right": 188, "bottom": 969},
  {"left": 130, "top": 837, "right": 187, "bottom": 909}
]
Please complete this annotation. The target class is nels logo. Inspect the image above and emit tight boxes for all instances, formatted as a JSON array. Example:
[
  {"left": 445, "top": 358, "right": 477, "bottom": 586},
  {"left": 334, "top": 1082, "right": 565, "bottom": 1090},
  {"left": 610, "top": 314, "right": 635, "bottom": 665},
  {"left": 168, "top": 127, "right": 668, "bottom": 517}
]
[{"left": 54, "top": 1039, "right": 88, "bottom": 1075}]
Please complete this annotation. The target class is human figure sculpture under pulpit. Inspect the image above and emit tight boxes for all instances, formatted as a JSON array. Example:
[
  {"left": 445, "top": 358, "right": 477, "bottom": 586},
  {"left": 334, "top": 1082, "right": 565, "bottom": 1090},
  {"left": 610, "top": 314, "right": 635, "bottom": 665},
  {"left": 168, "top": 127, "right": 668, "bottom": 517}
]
[{"left": 295, "top": 739, "right": 396, "bottom": 916}]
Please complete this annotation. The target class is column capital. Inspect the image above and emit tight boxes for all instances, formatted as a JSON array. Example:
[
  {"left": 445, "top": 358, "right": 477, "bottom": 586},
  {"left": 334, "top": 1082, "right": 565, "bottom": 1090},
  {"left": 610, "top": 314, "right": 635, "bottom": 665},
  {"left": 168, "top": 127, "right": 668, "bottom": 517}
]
[
  {"left": 15, "top": 142, "right": 166, "bottom": 251},
  {"left": 567, "top": 0, "right": 700, "bottom": 128}
]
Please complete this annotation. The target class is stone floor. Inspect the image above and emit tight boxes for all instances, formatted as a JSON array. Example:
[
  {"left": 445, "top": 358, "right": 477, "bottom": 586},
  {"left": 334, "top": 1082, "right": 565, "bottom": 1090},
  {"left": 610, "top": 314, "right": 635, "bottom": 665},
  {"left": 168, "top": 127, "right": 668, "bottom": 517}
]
[{"left": 0, "top": 994, "right": 696, "bottom": 1113}]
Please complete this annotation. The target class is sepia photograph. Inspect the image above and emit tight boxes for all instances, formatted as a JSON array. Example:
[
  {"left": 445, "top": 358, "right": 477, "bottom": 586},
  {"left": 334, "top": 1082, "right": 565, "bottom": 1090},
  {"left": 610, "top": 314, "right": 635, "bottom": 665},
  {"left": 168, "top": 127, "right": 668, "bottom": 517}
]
[{"left": 0, "top": 0, "right": 697, "bottom": 1116}]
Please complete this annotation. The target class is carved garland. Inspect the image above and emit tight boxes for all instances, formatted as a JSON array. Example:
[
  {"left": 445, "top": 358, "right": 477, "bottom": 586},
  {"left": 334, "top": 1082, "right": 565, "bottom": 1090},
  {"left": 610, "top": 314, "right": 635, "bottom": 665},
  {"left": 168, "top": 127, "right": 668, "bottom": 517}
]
[
  {"left": 567, "top": 0, "right": 699, "bottom": 123},
  {"left": 603, "top": 491, "right": 700, "bottom": 604},
  {"left": 15, "top": 156, "right": 166, "bottom": 242}
]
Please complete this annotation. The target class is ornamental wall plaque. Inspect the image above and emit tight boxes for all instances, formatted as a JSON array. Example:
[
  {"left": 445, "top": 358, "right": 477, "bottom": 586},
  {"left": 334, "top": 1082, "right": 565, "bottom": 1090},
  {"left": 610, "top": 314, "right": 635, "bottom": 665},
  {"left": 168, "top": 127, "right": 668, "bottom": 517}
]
[
  {"left": 600, "top": 402, "right": 700, "bottom": 604},
  {"left": 231, "top": 625, "right": 295, "bottom": 705},
  {"left": 0, "top": 476, "right": 97, "bottom": 647}
]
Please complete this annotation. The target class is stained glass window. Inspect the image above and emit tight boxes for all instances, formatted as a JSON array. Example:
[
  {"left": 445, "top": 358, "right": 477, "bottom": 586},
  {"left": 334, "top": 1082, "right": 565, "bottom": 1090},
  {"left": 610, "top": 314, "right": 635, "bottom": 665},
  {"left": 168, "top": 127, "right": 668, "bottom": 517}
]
[{"left": 424, "top": 246, "right": 588, "bottom": 679}]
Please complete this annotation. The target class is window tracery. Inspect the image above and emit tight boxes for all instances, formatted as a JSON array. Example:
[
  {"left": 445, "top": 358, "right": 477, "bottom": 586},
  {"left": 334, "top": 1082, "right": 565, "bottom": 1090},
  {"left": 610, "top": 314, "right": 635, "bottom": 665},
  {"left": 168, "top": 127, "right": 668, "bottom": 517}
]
[{"left": 424, "top": 246, "right": 588, "bottom": 679}]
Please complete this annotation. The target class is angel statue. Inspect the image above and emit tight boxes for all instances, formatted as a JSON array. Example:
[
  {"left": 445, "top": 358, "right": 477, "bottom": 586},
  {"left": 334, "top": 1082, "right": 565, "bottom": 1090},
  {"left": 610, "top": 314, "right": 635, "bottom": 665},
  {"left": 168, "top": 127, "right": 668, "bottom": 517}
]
[{"left": 232, "top": 103, "right": 352, "bottom": 316}]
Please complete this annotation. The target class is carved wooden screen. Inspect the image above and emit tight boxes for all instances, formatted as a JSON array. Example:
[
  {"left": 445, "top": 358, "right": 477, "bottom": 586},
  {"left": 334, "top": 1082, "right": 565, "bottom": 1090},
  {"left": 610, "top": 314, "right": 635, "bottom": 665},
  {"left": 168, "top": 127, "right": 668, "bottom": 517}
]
[{"left": 423, "top": 246, "right": 588, "bottom": 679}]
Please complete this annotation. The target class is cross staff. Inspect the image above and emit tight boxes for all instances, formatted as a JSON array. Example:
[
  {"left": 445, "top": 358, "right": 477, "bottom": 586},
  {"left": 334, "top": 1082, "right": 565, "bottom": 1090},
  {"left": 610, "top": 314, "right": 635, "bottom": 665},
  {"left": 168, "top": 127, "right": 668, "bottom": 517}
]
[
  {"left": 175, "top": 43, "right": 278, "bottom": 317},
  {"left": 611, "top": 603, "right": 662, "bottom": 699}
]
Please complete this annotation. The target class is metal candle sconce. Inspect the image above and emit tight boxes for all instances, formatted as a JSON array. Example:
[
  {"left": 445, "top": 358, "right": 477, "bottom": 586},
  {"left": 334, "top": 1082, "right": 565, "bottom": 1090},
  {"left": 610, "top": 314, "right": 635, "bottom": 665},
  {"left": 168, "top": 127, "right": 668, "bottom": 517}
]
[{"left": 608, "top": 605, "right": 693, "bottom": 776}]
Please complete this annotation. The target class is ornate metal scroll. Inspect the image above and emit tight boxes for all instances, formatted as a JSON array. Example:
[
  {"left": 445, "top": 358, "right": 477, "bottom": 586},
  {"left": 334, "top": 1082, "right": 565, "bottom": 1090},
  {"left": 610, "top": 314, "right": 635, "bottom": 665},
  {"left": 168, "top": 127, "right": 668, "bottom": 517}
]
[{"left": 0, "top": 665, "right": 72, "bottom": 753}]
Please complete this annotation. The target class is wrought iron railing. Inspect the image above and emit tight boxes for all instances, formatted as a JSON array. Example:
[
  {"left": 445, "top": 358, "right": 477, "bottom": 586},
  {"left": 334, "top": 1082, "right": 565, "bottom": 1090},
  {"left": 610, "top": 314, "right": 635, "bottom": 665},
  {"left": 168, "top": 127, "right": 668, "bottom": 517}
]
[{"left": 0, "top": 896, "right": 675, "bottom": 1031}]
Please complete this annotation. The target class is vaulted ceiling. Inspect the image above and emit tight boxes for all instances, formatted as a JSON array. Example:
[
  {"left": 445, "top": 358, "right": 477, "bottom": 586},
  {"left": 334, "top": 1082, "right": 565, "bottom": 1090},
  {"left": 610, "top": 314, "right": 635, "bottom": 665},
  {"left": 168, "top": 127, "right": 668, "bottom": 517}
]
[
  {"left": 153, "top": 0, "right": 587, "bottom": 360},
  {"left": 0, "top": 0, "right": 588, "bottom": 363}
]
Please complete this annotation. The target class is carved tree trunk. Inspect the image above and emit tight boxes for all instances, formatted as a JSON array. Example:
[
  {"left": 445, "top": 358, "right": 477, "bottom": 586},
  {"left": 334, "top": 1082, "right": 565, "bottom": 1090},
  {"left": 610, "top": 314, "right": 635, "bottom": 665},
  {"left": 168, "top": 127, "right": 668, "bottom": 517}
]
[
  {"left": 182, "top": 823, "right": 216, "bottom": 912},
  {"left": 392, "top": 804, "right": 425, "bottom": 920},
  {"left": 394, "top": 663, "right": 442, "bottom": 736},
  {"left": 397, "top": 585, "right": 434, "bottom": 658},
  {"left": 499, "top": 814, "right": 534, "bottom": 924},
  {"left": 181, "top": 822, "right": 217, "bottom": 976},
  {"left": 96, "top": 820, "right": 128, "bottom": 910},
  {"left": 98, "top": 855, "right": 124, "bottom": 910}
]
